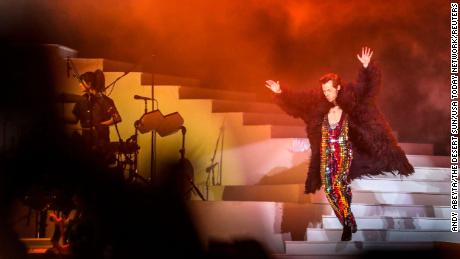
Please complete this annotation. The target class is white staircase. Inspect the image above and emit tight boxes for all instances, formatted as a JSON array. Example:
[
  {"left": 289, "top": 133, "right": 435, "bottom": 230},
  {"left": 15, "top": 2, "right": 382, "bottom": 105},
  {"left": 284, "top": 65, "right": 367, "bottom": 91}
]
[
  {"left": 199, "top": 165, "right": 458, "bottom": 257},
  {"left": 321, "top": 216, "right": 450, "bottom": 231}
]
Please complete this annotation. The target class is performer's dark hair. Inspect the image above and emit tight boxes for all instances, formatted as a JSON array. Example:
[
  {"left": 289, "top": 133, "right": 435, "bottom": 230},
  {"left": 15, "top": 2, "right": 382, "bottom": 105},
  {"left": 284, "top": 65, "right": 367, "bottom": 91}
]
[
  {"left": 319, "top": 73, "right": 341, "bottom": 89},
  {"left": 80, "top": 69, "right": 105, "bottom": 92}
]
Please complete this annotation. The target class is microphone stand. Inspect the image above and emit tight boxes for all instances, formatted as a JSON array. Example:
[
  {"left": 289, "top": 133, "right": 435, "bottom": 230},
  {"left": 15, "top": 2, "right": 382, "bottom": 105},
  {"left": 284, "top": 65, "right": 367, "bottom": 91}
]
[
  {"left": 113, "top": 122, "right": 123, "bottom": 147},
  {"left": 150, "top": 55, "right": 157, "bottom": 185},
  {"left": 68, "top": 57, "right": 83, "bottom": 84},
  {"left": 208, "top": 120, "right": 225, "bottom": 186},
  {"left": 104, "top": 54, "right": 149, "bottom": 92},
  {"left": 104, "top": 72, "right": 128, "bottom": 92},
  {"left": 204, "top": 120, "right": 225, "bottom": 199},
  {"left": 218, "top": 121, "right": 224, "bottom": 185},
  {"left": 204, "top": 162, "right": 218, "bottom": 200},
  {"left": 130, "top": 97, "right": 151, "bottom": 184},
  {"left": 180, "top": 126, "right": 205, "bottom": 201}
]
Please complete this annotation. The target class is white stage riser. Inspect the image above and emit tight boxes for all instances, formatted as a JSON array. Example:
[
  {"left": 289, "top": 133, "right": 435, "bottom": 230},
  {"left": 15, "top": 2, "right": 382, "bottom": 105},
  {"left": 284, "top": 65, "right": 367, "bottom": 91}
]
[
  {"left": 350, "top": 178, "right": 449, "bottom": 193},
  {"left": 321, "top": 204, "right": 450, "bottom": 218},
  {"left": 322, "top": 217, "right": 450, "bottom": 231},
  {"left": 305, "top": 229, "right": 460, "bottom": 242},
  {"left": 211, "top": 186, "right": 450, "bottom": 206},
  {"left": 210, "top": 184, "right": 450, "bottom": 204},
  {"left": 399, "top": 143, "right": 433, "bottom": 155},
  {"left": 189, "top": 201, "right": 452, "bottom": 219},
  {"left": 333, "top": 191, "right": 448, "bottom": 206},
  {"left": 188, "top": 201, "right": 452, "bottom": 254},
  {"left": 203, "top": 167, "right": 451, "bottom": 196},
  {"left": 285, "top": 241, "right": 437, "bottom": 255},
  {"left": 407, "top": 155, "right": 450, "bottom": 167},
  {"left": 369, "top": 167, "right": 450, "bottom": 181}
]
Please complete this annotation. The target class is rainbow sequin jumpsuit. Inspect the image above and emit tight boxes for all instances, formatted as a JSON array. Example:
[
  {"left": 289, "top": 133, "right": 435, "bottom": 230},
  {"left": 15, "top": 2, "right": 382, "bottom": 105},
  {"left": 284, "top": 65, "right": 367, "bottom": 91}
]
[{"left": 320, "top": 112, "right": 356, "bottom": 228}]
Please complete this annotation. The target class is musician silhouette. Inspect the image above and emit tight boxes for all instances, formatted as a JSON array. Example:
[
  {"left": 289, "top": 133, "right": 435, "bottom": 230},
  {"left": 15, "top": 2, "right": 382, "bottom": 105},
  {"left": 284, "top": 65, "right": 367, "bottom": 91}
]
[{"left": 70, "top": 69, "right": 122, "bottom": 163}]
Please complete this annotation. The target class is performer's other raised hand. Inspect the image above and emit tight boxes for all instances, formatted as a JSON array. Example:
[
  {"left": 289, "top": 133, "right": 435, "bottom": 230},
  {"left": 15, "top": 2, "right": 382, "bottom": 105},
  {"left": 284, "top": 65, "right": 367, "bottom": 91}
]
[
  {"left": 265, "top": 80, "right": 282, "bottom": 93},
  {"left": 356, "top": 46, "right": 373, "bottom": 68}
]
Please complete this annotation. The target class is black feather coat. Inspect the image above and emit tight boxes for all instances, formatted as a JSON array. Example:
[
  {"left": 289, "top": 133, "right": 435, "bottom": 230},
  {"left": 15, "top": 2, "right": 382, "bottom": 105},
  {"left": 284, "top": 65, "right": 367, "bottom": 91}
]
[{"left": 274, "top": 61, "right": 415, "bottom": 194}]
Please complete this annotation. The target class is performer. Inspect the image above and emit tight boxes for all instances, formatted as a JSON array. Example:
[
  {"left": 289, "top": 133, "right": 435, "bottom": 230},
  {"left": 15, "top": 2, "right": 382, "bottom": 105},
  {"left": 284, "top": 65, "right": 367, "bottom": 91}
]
[
  {"left": 46, "top": 209, "right": 77, "bottom": 255},
  {"left": 46, "top": 193, "right": 96, "bottom": 257},
  {"left": 265, "top": 47, "right": 414, "bottom": 241},
  {"left": 71, "top": 69, "right": 122, "bottom": 163}
]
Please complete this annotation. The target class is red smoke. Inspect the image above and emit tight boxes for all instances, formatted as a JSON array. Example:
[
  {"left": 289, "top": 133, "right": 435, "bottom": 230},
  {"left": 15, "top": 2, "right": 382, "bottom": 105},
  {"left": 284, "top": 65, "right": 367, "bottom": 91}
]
[{"left": 0, "top": 0, "right": 451, "bottom": 151}]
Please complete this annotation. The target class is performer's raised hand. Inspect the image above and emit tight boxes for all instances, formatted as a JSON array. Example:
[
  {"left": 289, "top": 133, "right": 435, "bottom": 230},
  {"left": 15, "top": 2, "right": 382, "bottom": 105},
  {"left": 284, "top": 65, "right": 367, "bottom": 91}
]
[
  {"left": 356, "top": 46, "right": 373, "bottom": 68},
  {"left": 265, "top": 80, "right": 282, "bottom": 93}
]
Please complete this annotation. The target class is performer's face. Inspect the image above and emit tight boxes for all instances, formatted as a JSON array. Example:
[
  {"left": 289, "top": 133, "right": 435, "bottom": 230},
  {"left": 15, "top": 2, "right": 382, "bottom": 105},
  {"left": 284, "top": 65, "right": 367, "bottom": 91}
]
[
  {"left": 79, "top": 80, "right": 92, "bottom": 93},
  {"left": 322, "top": 80, "right": 340, "bottom": 103}
]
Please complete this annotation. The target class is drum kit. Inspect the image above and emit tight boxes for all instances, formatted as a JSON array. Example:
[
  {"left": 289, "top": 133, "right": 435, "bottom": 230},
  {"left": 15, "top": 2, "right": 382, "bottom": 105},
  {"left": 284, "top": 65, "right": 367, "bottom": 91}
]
[
  {"left": 59, "top": 91, "right": 187, "bottom": 184},
  {"left": 108, "top": 109, "right": 186, "bottom": 185},
  {"left": 59, "top": 92, "right": 206, "bottom": 203}
]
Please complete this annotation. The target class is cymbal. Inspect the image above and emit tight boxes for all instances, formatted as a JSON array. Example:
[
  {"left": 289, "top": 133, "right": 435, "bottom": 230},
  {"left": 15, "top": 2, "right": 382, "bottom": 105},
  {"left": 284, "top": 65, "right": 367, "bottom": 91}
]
[{"left": 137, "top": 110, "right": 184, "bottom": 136}]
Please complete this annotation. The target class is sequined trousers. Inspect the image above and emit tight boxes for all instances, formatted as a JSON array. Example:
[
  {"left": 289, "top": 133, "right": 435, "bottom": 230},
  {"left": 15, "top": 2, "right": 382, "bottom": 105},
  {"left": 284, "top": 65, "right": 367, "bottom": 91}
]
[{"left": 320, "top": 113, "right": 356, "bottom": 228}]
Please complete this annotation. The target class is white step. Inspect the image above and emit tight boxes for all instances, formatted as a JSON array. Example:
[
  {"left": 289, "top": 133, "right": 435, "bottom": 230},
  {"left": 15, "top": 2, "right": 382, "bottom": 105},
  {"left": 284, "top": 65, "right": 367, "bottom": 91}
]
[
  {"left": 141, "top": 73, "right": 201, "bottom": 87},
  {"left": 243, "top": 112, "right": 304, "bottom": 126},
  {"left": 346, "top": 204, "right": 450, "bottom": 218},
  {"left": 212, "top": 178, "right": 450, "bottom": 204},
  {"left": 330, "top": 191, "right": 449, "bottom": 206},
  {"left": 407, "top": 155, "right": 450, "bottom": 167},
  {"left": 192, "top": 200, "right": 450, "bottom": 218},
  {"left": 370, "top": 167, "right": 449, "bottom": 181},
  {"left": 213, "top": 184, "right": 449, "bottom": 205},
  {"left": 350, "top": 178, "right": 449, "bottom": 193},
  {"left": 399, "top": 143, "right": 434, "bottom": 155},
  {"left": 212, "top": 99, "right": 284, "bottom": 113},
  {"left": 178, "top": 85, "right": 257, "bottom": 101},
  {"left": 305, "top": 228, "right": 460, "bottom": 242},
  {"left": 322, "top": 216, "right": 450, "bottom": 230},
  {"left": 285, "top": 241, "right": 439, "bottom": 255}
]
